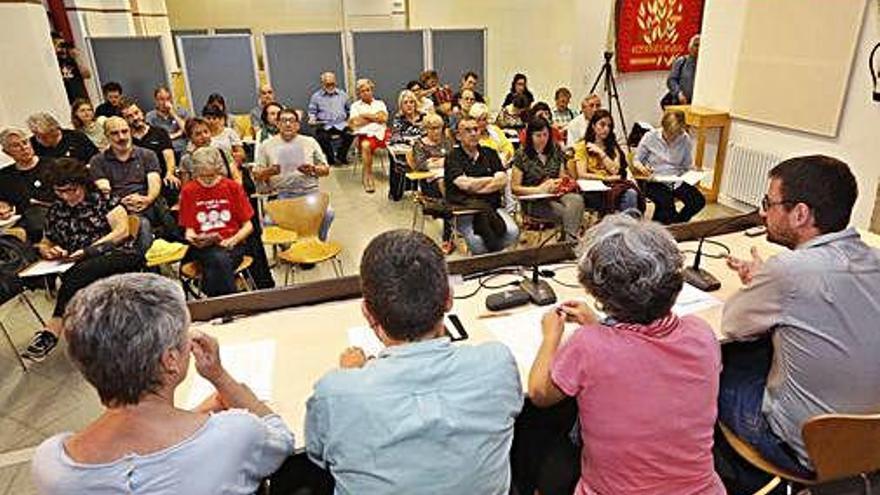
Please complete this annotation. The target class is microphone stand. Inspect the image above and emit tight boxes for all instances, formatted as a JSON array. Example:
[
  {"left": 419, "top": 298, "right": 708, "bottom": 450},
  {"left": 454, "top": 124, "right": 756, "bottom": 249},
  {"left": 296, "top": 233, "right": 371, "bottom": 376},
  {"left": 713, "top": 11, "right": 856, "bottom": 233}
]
[
  {"left": 520, "top": 264, "right": 558, "bottom": 306},
  {"left": 680, "top": 210, "right": 761, "bottom": 292}
]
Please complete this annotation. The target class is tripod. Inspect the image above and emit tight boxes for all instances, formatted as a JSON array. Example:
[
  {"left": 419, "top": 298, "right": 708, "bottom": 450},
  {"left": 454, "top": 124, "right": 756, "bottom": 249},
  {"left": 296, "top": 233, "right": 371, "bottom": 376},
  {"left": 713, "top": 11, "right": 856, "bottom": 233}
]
[{"left": 589, "top": 51, "right": 629, "bottom": 149}]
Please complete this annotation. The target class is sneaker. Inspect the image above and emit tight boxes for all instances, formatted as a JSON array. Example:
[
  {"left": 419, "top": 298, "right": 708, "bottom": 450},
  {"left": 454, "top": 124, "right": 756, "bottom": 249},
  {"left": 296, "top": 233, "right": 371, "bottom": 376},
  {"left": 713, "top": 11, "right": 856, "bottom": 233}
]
[{"left": 22, "top": 330, "right": 58, "bottom": 362}]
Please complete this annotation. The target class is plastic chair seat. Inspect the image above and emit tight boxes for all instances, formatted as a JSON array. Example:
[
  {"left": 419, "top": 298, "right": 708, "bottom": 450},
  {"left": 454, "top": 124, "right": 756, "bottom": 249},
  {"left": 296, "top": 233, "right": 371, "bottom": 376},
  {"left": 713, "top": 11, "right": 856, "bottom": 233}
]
[
  {"left": 145, "top": 240, "right": 189, "bottom": 268},
  {"left": 718, "top": 422, "right": 814, "bottom": 485},
  {"left": 278, "top": 238, "right": 342, "bottom": 265},
  {"left": 262, "top": 225, "right": 299, "bottom": 245}
]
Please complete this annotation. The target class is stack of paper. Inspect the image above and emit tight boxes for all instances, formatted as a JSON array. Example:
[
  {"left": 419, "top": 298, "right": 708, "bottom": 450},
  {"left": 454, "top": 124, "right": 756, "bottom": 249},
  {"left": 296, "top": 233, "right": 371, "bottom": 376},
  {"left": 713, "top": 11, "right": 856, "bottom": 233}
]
[
  {"left": 577, "top": 179, "right": 611, "bottom": 192},
  {"left": 673, "top": 283, "right": 722, "bottom": 315},
  {"left": 185, "top": 340, "right": 275, "bottom": 408},
  {"left": 347, "top": 326, "right": 385, "bottom": 358},
  {"left": 18, "top": 260, "right": 75, "bottom": 277},
  {"left": 652, "top": 170, "right": 708, "bottom": 186},
  {"left": 483, "top": 306, "right": 583, "bottom": 369}
]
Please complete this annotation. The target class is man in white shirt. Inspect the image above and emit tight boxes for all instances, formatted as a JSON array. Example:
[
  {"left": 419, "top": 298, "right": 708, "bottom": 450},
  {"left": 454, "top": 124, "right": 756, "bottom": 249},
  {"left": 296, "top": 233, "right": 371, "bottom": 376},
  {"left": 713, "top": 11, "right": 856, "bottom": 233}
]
[
  {"left": 348, "top": 78, "right": 388, "bottom": 194},
  {"left": 255, "top": 108, "right": 334, "bottom": 240},
  {"left": 565, "top": 94, "right": 601, "bottom": 149}
]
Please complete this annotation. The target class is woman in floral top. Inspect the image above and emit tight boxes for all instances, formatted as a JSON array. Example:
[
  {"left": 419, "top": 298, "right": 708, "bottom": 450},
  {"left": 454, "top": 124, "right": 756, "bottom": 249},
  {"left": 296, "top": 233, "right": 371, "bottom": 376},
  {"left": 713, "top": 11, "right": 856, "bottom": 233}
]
[
  {"left": 390, "top": 90, "right": 424, "bottom": 145},
  {"left": 410, "top": 113, "right": 455, "bottom": 252},
  {"left": 22, "top": 158, "right": 143, "bottom": 362}
]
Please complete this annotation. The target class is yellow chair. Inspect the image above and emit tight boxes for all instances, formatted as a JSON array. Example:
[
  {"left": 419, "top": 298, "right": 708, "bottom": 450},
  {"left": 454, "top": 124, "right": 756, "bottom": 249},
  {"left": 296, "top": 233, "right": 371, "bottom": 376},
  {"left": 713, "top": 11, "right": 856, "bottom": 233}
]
[
  {"left": 719, "top": 423, "right": 814, "bottom": 490},
  {"left": 179, "top": 256, "right": 255, "bottom": 298},
  {"left": 232, "top": 114, "right": 255, "bottom": 141},
  {"left": 265, "top": 194, "right": 343, "bottom": 285},
  {"left": 802, "top": 413, "right": 880, "bottom": 482}
]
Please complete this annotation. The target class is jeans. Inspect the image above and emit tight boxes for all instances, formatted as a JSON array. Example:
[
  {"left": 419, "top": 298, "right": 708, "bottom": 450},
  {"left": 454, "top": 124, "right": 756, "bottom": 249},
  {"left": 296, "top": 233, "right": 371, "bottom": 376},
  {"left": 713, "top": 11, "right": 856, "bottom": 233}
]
[
  {"left": 457, "top": 208, "right": 519, "bottom": 255},
  {"left": 523, "top": 193, "right": 585, "bottom": 242},
  {"left": 619, "top": 188, "right": 639, "bottom": 211},
  {"left": 276, "top": 191, "right": 335, "bottom": 241},
  {"left": 53, "top": 250, "right": 144, "bottom": 317},
  {"left": 643, "top": 181, "right": 706, "bottom": 224},
  {"left": 186, "top": 244, "right": 247, "bottom": 297},
  {"left": 715, "top": 338, "right": 814, "bottom": 490}
]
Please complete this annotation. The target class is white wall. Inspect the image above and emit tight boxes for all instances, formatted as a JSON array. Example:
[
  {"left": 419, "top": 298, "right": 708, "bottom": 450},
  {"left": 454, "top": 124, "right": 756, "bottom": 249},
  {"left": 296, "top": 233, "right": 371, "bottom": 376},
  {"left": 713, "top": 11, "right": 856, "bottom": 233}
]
[{"left": 695, "top": 0, "right": 880, "bottom": 229}]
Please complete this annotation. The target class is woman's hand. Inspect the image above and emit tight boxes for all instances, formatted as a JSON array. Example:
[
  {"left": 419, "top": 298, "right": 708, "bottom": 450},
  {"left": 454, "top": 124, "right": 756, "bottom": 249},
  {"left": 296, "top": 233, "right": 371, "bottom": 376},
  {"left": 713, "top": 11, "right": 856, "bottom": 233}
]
[
  {"left": 541, "top": 309, "right": 566, "bottom": 339},
  {"left": 585, "top": 142, "right": 605, "bottom": 157},
  {"left": 540, "top": 179, "right": 561, "bottom": 193},
  {"left": 39, "top": 244, "right": 67, "bottom": 260},
  {"left": 191, "top": 330, "right": 227, "bottom": 384},
  {"left": 557, "top": 300, "right": 599, "bottom": 326}
]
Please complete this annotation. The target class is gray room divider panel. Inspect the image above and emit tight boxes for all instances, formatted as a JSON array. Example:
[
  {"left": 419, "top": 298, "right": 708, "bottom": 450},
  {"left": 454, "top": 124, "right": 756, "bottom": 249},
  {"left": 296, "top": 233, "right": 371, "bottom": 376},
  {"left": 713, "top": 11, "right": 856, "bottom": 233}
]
[
  {"left": 89, "top": 37, "right": 169, "bottom": 110},
  {"left": 177, "top": 34, "right": 258, "bottom": 115},
  {"left": 352, "top": 31, "right": 424, "bottom": 114},
  {"left": 263, "top": 32, "right": 345, "bottom": 113},
  {"left": 431, "top": 29, "right": 486, "bottom": 95}
]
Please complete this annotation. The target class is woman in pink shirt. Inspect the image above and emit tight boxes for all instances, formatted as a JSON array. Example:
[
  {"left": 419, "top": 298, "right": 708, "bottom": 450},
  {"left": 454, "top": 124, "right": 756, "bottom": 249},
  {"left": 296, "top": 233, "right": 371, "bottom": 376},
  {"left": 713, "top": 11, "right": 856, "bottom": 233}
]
[{"left": 529, "top": 213, "right": 724, "bottom": 495}]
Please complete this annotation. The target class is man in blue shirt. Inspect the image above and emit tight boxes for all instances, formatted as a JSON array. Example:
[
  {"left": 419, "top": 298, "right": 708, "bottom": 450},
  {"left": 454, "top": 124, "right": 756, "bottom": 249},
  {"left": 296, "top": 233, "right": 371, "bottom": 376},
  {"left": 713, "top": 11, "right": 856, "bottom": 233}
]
[
  {"left": 662, "top": 34, "right": 700, "bottom": 107},
  {"left": 306, "top": 230, "right": 523, "bottom": 495},
  {"left": 308, "top": 72, "right": 353, "bottom": 165}
]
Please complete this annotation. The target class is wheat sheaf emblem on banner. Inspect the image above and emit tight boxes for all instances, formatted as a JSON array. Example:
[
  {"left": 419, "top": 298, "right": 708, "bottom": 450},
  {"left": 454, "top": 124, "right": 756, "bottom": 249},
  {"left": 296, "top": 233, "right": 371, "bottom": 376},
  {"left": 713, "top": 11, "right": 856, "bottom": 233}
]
[{"left": 636, "top": 0, "right": 684, "bottom": 65}]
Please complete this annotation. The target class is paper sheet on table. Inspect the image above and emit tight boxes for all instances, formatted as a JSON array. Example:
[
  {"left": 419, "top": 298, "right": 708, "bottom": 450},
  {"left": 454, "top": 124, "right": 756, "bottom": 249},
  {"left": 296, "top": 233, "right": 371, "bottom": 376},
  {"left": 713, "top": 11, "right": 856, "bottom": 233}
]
[
  {"left": 484, "top": 305, "right": 584, "bottom": 369},
  {"left": 347, "top": 326, "right": 385, "bottom": 358},
  {"left": 18, "top": 259, "right": 75, "bottom": 277},
  {"left": 518, "top": 193, "right": 559, "bottom": 200},
  {"left": 652, "top": 170, "right": 707, "bottom": 186},
  {"left": 185, "top": 340, "right": 275, "bottom": 409},
  {"left": 673, "top": 283, "right": 722, "bottom": 315},
  {"left": 577, "top": 179, "right": 611, "bottom": 192}
]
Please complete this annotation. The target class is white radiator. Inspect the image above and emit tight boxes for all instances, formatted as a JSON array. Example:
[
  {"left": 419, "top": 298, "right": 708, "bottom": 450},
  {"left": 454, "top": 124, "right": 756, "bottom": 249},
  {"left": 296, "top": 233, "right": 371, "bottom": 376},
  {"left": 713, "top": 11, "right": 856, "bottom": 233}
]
[{"left": 722, "top": 144, "right": 783, "bottom": 208}]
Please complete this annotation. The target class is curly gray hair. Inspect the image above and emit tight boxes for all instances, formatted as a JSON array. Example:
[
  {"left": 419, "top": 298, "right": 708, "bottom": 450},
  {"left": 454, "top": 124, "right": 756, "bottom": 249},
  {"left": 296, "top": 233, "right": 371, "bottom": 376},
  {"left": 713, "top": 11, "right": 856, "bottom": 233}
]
[
  {"left": 577, "top": 214, "right": 684, "bottom": 324},
  {"left": 64, "top": 273, "right": 190, "bottom": 406}
]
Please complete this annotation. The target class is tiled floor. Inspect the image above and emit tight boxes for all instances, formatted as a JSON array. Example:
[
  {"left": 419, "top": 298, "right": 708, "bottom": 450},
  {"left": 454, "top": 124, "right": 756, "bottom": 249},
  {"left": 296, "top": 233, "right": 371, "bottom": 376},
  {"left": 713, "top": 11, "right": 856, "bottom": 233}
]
[{"left": 0, "top": 163, "right": 741, "bottom": 493}]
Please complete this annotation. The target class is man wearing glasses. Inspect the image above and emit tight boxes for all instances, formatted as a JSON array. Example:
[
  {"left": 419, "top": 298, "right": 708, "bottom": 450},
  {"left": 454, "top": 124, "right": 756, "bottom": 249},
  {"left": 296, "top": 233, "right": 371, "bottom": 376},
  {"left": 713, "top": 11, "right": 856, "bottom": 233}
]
[{"left": 715, "top": 155, "right": 880, "bottom": 492}]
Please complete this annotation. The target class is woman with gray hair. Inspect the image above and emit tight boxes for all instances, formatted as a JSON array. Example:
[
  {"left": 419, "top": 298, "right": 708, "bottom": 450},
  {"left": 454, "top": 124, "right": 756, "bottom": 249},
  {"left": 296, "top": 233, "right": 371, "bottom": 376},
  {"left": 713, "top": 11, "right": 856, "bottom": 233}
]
[
  {"left": 31, "top": 273, "right": 294, "bottom": 494},
  {"left": 528, "top": 214, "right": 724, "bottom": 494}
]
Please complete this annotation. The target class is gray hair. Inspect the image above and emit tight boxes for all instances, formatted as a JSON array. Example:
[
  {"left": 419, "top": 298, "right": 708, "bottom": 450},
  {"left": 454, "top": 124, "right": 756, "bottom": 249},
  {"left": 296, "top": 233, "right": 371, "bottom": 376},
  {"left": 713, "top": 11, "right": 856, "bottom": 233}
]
[
  {"left": 0, "top": 127, "right": 29, "bottom": 149},
  {"left": 190, "top": 146, "right": 224, "bottom": 175},
  {"left": 355, "top": 78, "right": 374, "bottom": 91},
  {"left": 64, "top": 273, "right": 190, "bottom": 406},
  {"left": 468, "top": 102, "right": 489, "bottom": 119},
  {"left": 577, "top": 214, "right": 684, "bottom": 324},
  {"left": 25, "top": 112, "right": 61, "bottom": 134}
]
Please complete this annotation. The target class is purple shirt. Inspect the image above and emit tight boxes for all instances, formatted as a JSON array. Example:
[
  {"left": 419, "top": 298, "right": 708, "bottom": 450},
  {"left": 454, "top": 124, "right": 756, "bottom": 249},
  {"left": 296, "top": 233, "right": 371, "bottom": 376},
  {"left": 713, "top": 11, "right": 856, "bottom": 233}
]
[{"left": 307, "top": 88, "right": 350, "bottom": 131}]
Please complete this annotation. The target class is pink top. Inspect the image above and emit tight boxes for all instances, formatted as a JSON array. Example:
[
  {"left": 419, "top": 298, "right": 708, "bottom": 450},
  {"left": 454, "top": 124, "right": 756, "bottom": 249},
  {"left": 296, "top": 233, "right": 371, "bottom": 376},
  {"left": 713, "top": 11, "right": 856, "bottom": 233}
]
[{"left": 551, "top": 314, "right": 725, "bottom": 495}]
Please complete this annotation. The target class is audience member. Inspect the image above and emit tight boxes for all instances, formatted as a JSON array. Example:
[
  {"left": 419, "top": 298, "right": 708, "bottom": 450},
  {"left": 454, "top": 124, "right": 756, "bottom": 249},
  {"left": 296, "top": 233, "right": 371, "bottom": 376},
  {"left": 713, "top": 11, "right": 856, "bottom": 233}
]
[
  {"left": 529, "top": 213, "right": 724, "bottom": 495},
  {"left": 572, "top": 109, "right": 641, "bottom": 213},
  {"left": 405, "top": 80, "right": 436, "bottom": 115},
  {"left": 180, "top": 117, "right": 242, "bottom": 184},
  {"left": 452, "top": 70, "right": 485, "bottom": 106},
  {"left": 445, "top": 116, "right": 519, "bottom": 254},
  {"left": 551, "top": 87, "right": 576, "bottom": 128},
  {"left": 31, "top": 273, "right": 294, "bottom": 493},
  {"left": 250, "top": 84, "right": 276, "bottom": 137},
  {"left": 178, "top": 147, "right": 255, "bottom": 296},
  {"left": 0, "top": 128, "right": 55, "bottom": 242},
  {"left": 518, "top": 102, "right": 564, "bottom": 144},
  {"left": 348, "top": 78, "right": 389, "bottom": 194},
  {"left": 257, "top": 101, "right": 283, "bottom": 143},
  {"left": 410, "top": 113, "right": 455, "bottom": 252},
  {"left": 22, "top": 158, "right": 143, "bottom": 361},
  {"left": 390, "top": 89, "right": 424, "bottom": 144},
  {"left": 120, "top": 97, "right": 179, "bottom": 191},
  {"left": 306, "top": 229, "right": 522, "bottom": 493},
  {"left": 308, "top": 72, "right": 353, "bottom": 166},
  {"left": 90, "top": 116, "right": 177, "bottom": 240},
  {"left": 70, "top": 98, "right": 108, "bottom": 150},
  {"left": 202, "top": 104, "right": 247, "bottom": 170},
  {"left": 469, "top": 103, "right": 514, "bottom": 165},
  {"left": 146, "top": 85, "right": 189, "bottom": 156},
  {"left": 27, "top": 112, "right": 98, "bottom": 163},
  {"left": 94, "top": 81, "right": 124, "bottom": 118},
  {"left": 565, "top": 94, "right": 602, "bottom": 148},
  {"left": 635, "top": 109, "right": 705, "bottom": 224},
  {"left": 662, "top": 34, "right": 700, "bottom": 107},
  {"left": 511, "top": 117, "right": 584, "bottom": 241},
  {"left": 419, "top": 69, "right": 454, "bottom": 115},
  {"left": 52, "top": 34, "right": 91, "bottom": 103},
  {"left": 448, "top": 88, "right": 477, "bottom": 133},
  {"left": 717, "top": 156, "right": 880, "bottom": 491},
  {"left": 495, "top": 93, "right": 530, "bottom": 129},
  {"left": 255, "top": 108, "right": 335, "bottom": 240},
  {"left": 502, "top": 73, "right": 535, "bottom": 108}
]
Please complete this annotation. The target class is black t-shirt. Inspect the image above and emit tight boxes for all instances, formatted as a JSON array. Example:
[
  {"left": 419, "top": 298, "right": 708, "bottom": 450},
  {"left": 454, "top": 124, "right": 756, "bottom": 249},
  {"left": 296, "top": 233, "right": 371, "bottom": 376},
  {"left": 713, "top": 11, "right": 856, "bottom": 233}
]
[
  {"left": 89, "top": 147, "right": 162, "bottom": 198},
  {"left": 0, "top": 158, "right": 55, "bottom": 211},
  {"left": 444, "top": 145, "right": 504, "bottom": 207},
  {"left": 95, "top": 102, "right": 121, "bottom": 118},
  {"left": 30, "top": 129, "right": 98, "bottom": 164},
  {"left": 57, "top": 55, "right": 88, "bottom": 103},
  {"left": 133, "top": 126, "right": 173, "bottom": 175}
]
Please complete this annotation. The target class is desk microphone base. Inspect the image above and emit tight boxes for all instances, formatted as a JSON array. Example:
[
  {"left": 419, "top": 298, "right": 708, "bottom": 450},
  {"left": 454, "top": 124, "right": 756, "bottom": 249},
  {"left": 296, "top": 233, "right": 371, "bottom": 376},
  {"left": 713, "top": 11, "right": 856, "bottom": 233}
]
[
  {"left": 683, "top": 267, "right": 721, "bottom": 292},
  {"left": 521, "top": 279, "right": 558, "bottom": 306}
]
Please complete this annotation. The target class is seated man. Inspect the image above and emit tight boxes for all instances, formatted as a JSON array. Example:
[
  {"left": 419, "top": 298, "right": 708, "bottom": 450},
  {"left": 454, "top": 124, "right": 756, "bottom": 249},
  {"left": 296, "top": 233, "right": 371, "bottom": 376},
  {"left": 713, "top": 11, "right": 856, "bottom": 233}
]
[
  {"left": 178, "top": 147, "right": 255, "bottom": 297},
  {"left": 120, "top": 97, "right": 180, "bottom": 196},
  {"left": 145, "top": 85, "right": 189, "bottom": 157},
  {"left": 452, "top": 70, "right": 485, "bottom": 107},
  {"left": 420, "top": 69, "right": 454, "bottom": 115},
  {"left": 306, "top": 229, "right": 522, "bottom": 494},
  {"left": 0, "top": 128, "right": 55, "bottom": 242},
  {"left": 89, "top": 116, "right": 178, "bottom": 242},
  {"left": 26, "top": 112, "right": 98, "bottom": 163},
  {"left": 717, "top": 155, "right": 880, "bottom": 490},
  {"left": 634, "top": 110, "right": 705, "bottom": 224},
  {"left": 348, "top": 78, "right": 388, "bottom": 194},
  {"left": 565, "top": 94, "right": 602, "bottom": 149},
  {"left": 551, "top": 87, "right": 576, "bottom": 131},
  {"left": 254, "top": 108, "right": 335, "bottom": 241},
  {"left": 445, "top": 116, "right": 519, "bottom": 254},
  {"left": 94, "top": 81, "right": 124, "bottom": 118},
  {"left": 308, "top": 72, "right": 352, "bottom": 165},
  {"left": 249, "top": 83, "right": 276, "bottom": 139}
]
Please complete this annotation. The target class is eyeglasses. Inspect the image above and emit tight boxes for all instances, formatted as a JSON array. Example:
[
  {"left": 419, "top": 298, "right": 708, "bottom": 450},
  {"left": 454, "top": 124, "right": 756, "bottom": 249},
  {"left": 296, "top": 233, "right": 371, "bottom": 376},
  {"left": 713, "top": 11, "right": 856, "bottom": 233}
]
[
  {"left": 278, "top": 117, "right": 298, "bottom": 124},
  {"left": 761, "top": 194, "right": 794, "bottom": 211}
]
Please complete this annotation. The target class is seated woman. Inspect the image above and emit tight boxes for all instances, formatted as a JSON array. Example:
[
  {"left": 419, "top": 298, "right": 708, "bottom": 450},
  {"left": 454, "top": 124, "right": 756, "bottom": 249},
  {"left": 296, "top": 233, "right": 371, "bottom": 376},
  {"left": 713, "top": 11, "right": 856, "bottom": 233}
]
[
  {"left": 634, "top": 109, "right": 706, "bottom": 224},
  {"left": 529, "top": 214, "right": 725, "bottom": 495},
  {"left": 448, "top": 88, "right": 477, "bottom": 134},
  {"left": 32, "top": 273, "right": 294, "bottom": 493},
  {"left": 178, "top": 147, "right": 255, "bottom": 297},
  {"left": 495, "top": 93, "right": 531, "bottom": 130},
  {"left": 572, "top": 109, "right": 641, "bottom": 213},
  {"left": 70, "top": 98, "right": 108, "bottom": 150},
  {"left": 502, "top": 73, "right": 535, "bottom": 108},
  {"left": 390, "top": 89, "right": 424, "bottom": 145},
  {"left": 257, "top": 101, "right": 283, "bottom": 143},
  {"left": 411, "top": 113, "right": 455, "bottom": 253},
  {"left": 469, "top": 103, "right": 514, "bottom": 165},
  {"left": 22, "top": 158, "right": 143, "bottom": 361},
  {"left": 348, "top": 78, "right": 389, "bottom": 194},
  {"left": 511, "top": 117, "right": 584, "bottom": 242},
  {"left": 518, "top": 102, "right": 564, "bottom": 145},
  {"left": 179, "top": 117, "right": 242, "bottom": 184},
  {"left": 202, "top": 104, "right": 247, "bottom": 169}
]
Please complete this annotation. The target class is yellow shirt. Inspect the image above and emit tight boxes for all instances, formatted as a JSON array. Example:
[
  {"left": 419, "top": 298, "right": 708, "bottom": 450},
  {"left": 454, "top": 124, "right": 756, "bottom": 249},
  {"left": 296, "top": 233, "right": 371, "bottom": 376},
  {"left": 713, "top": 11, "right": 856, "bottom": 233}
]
[
  {"left": 573, "top": 141, "right": 613, "bottom": 178},
  {"left": 479, "top": 125, "right": 515, "bottom": 162}
]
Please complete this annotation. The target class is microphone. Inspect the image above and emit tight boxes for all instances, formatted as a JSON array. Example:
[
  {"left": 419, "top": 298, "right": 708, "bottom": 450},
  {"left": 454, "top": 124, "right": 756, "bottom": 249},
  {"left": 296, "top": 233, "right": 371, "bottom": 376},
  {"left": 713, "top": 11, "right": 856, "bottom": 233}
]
[
  {"left": 520, "top": 264, "right": 558, "bottom": 306},
  {"left": 677, "top": 210, "right": 762, "bottom": 292}
]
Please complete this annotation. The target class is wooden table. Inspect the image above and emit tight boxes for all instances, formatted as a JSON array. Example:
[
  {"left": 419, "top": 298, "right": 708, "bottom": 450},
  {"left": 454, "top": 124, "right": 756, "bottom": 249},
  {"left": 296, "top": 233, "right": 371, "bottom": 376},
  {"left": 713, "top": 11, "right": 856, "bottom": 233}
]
[{"left": 666, "top": 105, "right": 731, "bottom": 203}]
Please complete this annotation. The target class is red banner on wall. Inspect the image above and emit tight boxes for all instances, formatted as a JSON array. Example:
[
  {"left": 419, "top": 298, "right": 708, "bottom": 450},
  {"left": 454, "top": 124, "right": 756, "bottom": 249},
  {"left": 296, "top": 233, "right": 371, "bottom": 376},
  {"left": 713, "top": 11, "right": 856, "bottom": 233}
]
[{"left": 616, "top": 0, "right": 704, "bottom": 73}]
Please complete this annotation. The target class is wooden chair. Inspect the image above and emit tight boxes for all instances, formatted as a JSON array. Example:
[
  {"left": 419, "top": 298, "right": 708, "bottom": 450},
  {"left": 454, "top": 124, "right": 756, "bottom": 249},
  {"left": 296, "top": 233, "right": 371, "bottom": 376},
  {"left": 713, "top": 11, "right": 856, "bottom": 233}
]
[
  {"left": 179, "top": 256, "right": 256, "bottom": 299},
  {"left": 515, "top": 197, "right": 565, "bottom": 248},
  {"left": 1, "top": 227, "right": 42, "bottom": 371},
  {"left": 265, "top": 194, "right": 343, "bottom": 285}
]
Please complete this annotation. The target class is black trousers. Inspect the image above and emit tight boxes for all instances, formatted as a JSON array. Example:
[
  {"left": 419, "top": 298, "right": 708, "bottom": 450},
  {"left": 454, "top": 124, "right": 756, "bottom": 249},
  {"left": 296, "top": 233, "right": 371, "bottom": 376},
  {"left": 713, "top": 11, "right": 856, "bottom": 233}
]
[
  {"left": 186, "top": 244, "right": 247, "bottom": 297},
  {"left": 643, "top": 181, "right": 706, "bottom": 225},
  {"left": 54, "top": 250, "right": 144, "bottom": 317},
  {"left": 314, "top": 127, "right": 354, "bottom": 165}
]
